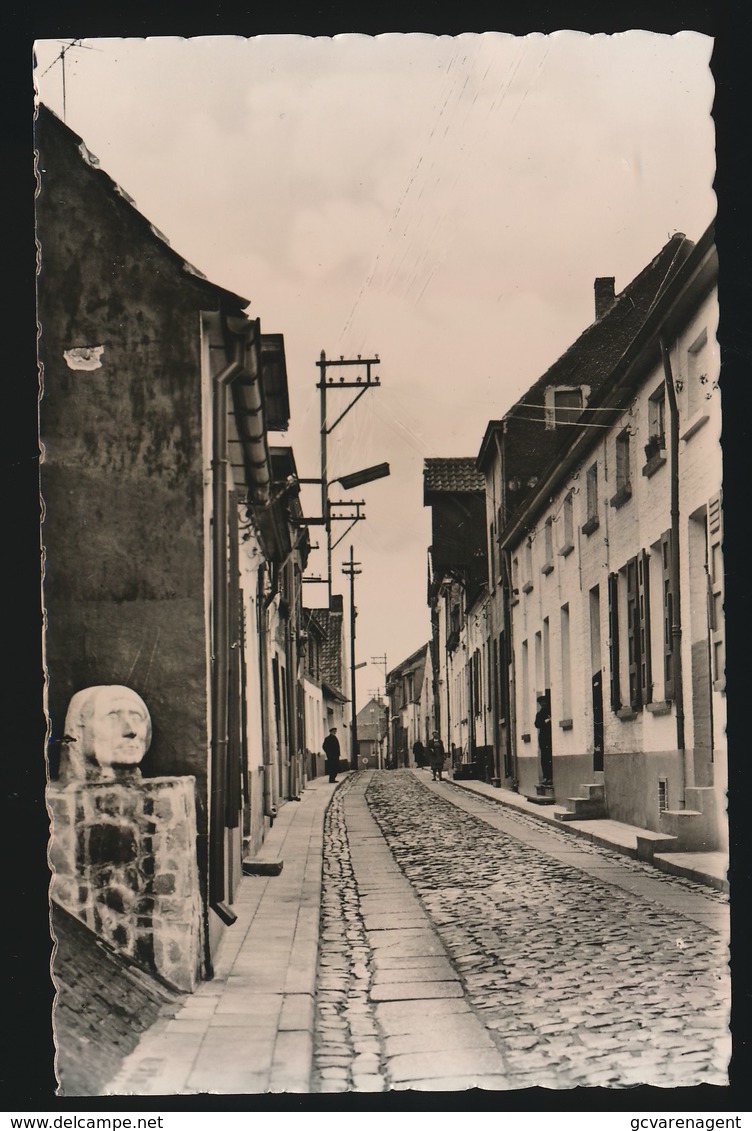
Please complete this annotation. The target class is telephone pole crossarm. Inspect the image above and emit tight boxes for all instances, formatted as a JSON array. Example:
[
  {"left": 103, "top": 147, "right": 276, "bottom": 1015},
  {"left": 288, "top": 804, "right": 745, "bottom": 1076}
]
[{"left": 342, "top": 545, "right": 362, "bottom": 772}]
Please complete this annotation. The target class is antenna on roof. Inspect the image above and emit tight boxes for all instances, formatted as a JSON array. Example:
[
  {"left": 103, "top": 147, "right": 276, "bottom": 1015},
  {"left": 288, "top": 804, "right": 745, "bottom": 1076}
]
[{"left": 38, "top": 39, "right": 95, "bottom": 122}]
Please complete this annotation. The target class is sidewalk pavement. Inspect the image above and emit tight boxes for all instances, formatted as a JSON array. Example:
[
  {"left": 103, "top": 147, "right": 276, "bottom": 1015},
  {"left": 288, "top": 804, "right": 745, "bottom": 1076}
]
[
  {"left": 432, "top": 769, "right": 728, "bottom": 894},
  {"left": 106, "top": 774, "right": 342, "bottom": 1096}
]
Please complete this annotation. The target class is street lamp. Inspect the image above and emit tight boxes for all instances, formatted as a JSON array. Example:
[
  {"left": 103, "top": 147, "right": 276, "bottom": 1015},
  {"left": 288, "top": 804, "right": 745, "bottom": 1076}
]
[{"left": 335, "top": 462, "right": 390, "bottom": 491}]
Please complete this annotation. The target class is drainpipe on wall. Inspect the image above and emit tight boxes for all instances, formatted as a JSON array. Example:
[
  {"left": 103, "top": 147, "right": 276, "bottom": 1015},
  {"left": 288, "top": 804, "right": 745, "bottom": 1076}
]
[
  {"left": 660, "top": 337, "right": 687, "bottom": 805},
  {"left": 501, "top": 547, "right": 518, "bottom": 790},
  {"left": 209, "top": 330, "right": 247, "bottom": 931},
  {"left": 257, "top": 565, "right": 277, "bottom": 824},
  {"left": 209, "top": 314, "right": 274, "bottom": 929}
]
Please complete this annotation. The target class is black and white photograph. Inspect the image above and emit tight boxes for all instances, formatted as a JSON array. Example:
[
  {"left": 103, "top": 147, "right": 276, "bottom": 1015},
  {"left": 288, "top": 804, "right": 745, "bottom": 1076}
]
[{"left": 30, "top": 26, "right": 735, "bottom": 1101}]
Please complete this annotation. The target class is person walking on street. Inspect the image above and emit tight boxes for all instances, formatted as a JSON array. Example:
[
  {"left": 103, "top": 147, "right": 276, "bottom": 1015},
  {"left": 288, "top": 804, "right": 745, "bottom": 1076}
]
[
  {"left": 428, "top": 731, "right": 446, "bottom": 781},
  {"left": 323, "top": 727, "right": 341, "bottom": 783}
]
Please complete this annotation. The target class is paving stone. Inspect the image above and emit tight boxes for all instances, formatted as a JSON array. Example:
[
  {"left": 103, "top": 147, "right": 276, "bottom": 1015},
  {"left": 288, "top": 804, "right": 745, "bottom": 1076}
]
[{"left": 370, "top": 980, "right": 464, "bottom": 1002}]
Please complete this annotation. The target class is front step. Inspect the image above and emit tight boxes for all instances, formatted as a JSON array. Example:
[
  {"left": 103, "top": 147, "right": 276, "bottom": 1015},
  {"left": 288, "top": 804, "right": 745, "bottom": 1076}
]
[
  {"left": 526, "top": 783, "right": 556, "bottom": 806},
  {"left": 556, "top": 781, "right": 607, "bottom": 822},
  {"left": 659, "top": 807, "right": 712, "bottom": 852},
  {"left": 636, "top": 830, "right": 680, "bottom": 862}
]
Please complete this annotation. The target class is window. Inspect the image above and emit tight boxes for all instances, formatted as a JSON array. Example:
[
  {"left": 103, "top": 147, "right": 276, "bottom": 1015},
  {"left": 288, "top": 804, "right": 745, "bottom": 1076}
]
[
  {"left": 583, "top": 463, "right": 599, "bottom": 535},
  {"left": 610, "top": 551, "right": 653, "bottom": 715},
  {"left": 560, "top": 490, "right": 575, "bottom": 556},
  {"left": 497, "top": 506, "right": 503, "bottom": 578},
  {"left": 542, "top": 517, "right": 554, "bottom": 574},
  {"left": 611, "top": 429, "right": 632, "bottom": 507},
  {"left": 608, "top": 572, "right": 621, "bottom": 711},
  {"left": 546, "top": 386, "right": 584, "bottom": 430},
  {"left": 520, "top": 639, "right": 529, "bottom": 735},
  {"left": 626, "top": 558, "right": 640, "bottom": 708},
  {"left": 687, "top": 328, "right": 709, "bottom": 418},
  {"left": 523, "top": 538, "right": 534, "bottom": 593},
  {"left": 638, "top": 551, "right": 652, "bottom": 705},
  {"left": 658, "top": 778, "right": 669, "bottom": 813},
  {"left": 473, "top": 649, "right": 482, "bottom": 718},
  {"left": 645, "top": 384, "right": 666, "bottom": 468},
  {"left": 560, "top": 603, "right": 572, "bottom": 721}
]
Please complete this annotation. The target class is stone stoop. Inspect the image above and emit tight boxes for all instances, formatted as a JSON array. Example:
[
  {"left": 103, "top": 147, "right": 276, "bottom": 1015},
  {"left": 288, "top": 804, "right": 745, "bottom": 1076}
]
[
  {"left": 636, "top": 829, "right": 680, "bottom": 862},
  {"left": 525, "top": 783, "right": 556, "bottom": 805},
  {"left": 556, "top": 777, "right": 607, "bottom": 823},
  {"left": 658, "top": 786, "right": 719, "bottom": 853}
]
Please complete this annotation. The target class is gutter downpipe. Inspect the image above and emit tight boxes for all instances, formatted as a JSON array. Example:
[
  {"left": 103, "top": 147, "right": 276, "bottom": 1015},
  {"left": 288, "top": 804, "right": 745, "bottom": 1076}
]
[
  {"left": 659, "top": 337, "right": 687, "bottom": 805},
  {"left": 258, "top": 564, "right": 277, "bottom": 825},
  {"left": 497, "top": 421, "right": 517, "bottom": 788},
  {"left": 209, "top": 314, "right": 273, "bottom": 930},
  {"left": 209, "top": 329, "right": 248, "bottom": 933}
]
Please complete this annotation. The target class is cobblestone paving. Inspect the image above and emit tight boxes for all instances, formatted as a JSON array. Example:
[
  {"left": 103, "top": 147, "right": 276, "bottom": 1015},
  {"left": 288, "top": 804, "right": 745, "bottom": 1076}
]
[
  {"left": 365, "top": 771, "right": 730, "bottom": 1089},
  {"left": 312, "top": 775, "right": 388, "bottom": 1093}
]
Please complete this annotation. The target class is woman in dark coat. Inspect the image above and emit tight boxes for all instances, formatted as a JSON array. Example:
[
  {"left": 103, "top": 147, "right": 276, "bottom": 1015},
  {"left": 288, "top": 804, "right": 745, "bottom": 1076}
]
[{"left": 427, "top": 731, "right": 446, "bottom": 781}]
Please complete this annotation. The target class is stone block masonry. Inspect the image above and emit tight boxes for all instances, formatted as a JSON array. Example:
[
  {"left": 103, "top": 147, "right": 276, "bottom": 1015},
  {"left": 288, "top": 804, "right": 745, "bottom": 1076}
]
[{"left": 48, "top": 775, "right": 203, "bottom": 992}]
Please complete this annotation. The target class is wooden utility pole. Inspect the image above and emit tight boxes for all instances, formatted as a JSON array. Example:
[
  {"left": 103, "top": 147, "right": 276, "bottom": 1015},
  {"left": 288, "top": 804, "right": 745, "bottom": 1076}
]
[
  {"left": 317, "top": 351, "right": 381, "bottom": 600},
  {"left": 342, "top": 546, "right": 362, "bottom": 771}
]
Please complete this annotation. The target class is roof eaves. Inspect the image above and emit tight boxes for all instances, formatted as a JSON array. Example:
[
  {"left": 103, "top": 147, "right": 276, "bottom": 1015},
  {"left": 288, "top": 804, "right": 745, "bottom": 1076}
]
[{"left": 500, "top": 228, "right": 715, "bottom": 550}]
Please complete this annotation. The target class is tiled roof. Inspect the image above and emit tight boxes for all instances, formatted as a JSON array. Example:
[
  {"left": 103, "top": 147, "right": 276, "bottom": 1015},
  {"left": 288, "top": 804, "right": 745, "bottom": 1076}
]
[
  {"left": 478, "top": 234, "right": 694, "bottom": 472},
  {"left": 387, "top": 642, "right": 429, "bottom": 683},
  {"left": 514, "top": 233, "right": 692, "bottom": 415},
  {"left": 309, "top": 608, "right": 345, "bottom": 692},
  {"left": 424, "top": 458, "right": 485, "bottom": 494}
]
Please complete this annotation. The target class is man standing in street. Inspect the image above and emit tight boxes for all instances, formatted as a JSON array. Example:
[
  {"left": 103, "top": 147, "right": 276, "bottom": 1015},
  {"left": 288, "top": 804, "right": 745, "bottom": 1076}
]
[{"left": 323, "top": 727, "right": 341, "bottom": 783}]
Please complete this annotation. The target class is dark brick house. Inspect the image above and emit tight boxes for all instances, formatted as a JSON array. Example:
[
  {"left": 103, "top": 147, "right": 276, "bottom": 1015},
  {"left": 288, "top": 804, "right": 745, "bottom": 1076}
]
[{"left": 35, "top": 103, "right": 304, "bottom": 971}]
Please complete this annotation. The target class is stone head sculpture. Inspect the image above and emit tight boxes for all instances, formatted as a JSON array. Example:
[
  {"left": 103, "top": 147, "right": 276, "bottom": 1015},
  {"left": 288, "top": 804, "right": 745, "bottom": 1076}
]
[{"left": 62, "top": 685, "right": 152, "bottom": 781}]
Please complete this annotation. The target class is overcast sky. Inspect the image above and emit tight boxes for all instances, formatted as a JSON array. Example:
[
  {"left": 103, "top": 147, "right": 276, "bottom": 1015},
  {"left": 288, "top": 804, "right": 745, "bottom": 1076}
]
[{"left": 34, "top": 32, "right": 716, "bottom": 707}]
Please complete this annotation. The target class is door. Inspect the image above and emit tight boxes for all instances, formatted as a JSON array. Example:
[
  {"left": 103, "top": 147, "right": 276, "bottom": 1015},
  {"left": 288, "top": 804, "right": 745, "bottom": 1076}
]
[{"left": 589, "top": 586, "right": 604, "bottom": 772}]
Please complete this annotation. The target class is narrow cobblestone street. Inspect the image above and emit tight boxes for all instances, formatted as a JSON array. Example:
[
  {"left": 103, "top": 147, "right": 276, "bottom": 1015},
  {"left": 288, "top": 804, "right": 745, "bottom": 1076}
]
[{"left": 313, "top": 770, "right": 730, "bottom": 1093}]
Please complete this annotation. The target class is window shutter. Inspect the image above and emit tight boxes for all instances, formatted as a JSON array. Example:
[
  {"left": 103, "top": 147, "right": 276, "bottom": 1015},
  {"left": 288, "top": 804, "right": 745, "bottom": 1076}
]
[
  {"left": 626, "top": 557, "right": 641, "bottom": 709},
  {"left": 708, "top": 493, "right": 725, "bottom": 689},
  {"left": 661, "top": 530, "right": 675, "bottom": 701},
  {"left": 639, "top": 549, "right": 652, "bottom": 705},
  {"left": 608, "top": 572, "right": 621, "bottom": 711}
]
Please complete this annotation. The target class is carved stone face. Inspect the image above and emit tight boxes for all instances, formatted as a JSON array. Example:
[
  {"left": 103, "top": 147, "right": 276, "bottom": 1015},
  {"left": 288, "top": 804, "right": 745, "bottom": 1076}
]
[{"left": 63, "top": 686, "right": 152, "bottom": 779}]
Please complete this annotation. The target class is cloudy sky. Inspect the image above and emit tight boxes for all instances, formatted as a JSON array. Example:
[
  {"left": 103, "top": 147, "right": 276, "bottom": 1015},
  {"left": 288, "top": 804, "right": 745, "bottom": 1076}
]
[{"left": 33, "top": 32, "right": 716, "bottom": 706}]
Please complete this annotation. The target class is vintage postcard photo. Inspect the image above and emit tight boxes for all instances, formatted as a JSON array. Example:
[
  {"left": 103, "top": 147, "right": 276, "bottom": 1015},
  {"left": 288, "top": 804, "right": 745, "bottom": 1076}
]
[{"left": 32, "top": 30, "right": 728, "bottom": 1098}]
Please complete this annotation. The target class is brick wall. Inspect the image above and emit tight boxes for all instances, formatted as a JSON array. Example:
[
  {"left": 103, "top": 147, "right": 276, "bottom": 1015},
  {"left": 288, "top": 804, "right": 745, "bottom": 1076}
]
[{"left": 48, "top": 776, "right": 203, "bottom": 992}]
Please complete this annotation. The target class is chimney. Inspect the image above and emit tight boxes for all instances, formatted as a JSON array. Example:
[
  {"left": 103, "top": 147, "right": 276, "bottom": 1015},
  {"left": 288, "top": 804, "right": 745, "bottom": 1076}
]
[
  {"left": 330, "top": 594, "right": 344, "bottom": 613},
  {"left": 594, "top": 277, "right": 616, "bottom": 320}
]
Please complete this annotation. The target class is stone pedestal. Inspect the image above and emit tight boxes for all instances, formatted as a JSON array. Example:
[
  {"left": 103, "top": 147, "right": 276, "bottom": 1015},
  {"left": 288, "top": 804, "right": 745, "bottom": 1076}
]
[{"left": 48, "top": 775, "right": 203, "bottom": 992}]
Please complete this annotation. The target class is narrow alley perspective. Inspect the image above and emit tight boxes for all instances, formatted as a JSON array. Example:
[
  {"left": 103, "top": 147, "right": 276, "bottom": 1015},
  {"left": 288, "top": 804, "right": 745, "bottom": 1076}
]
[
  {"left": 32, "top": 34, "right": 735, "bottom": 1108},
  {"left": 104, "top": 768, "right": 729, "bottom": 1096}
]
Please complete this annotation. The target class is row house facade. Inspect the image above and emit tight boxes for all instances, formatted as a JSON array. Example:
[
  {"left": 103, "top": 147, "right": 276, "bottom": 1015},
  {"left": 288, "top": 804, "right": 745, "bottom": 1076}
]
[
  {"left": 36, "top": 103, "right": 347, "bottom": 986},
  {"left": 301, "top": 596, "right": 350, "bottom": 778},
  {"left": 500, "top": 225, "right": 724, "bottom": 850},
  {"left": 356, "top": 697, "right": 389, "bottom": 770},
  {"left": 423, "top": 459, "right": 492, "bottom": 774},
  {"left": 386, "top": 643, "right": 434, "bottom": 767},
  {"left": 425, "top": 225, "right": 725, "bottom": 852}
]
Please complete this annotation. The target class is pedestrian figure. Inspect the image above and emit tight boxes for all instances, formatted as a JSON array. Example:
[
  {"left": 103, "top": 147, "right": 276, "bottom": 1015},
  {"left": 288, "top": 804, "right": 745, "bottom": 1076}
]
[
  {"left": 534, "top": 693, "right": 553, "bottom": 785},
  {"left": 428, "top": 731, "right": 446, "bottom": 781},
  {"left": 323, "top": 727, "right": 341, "bottom": 783},
  {"left": 412, "top": 738, "right": 425, "bottom": 768}
]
